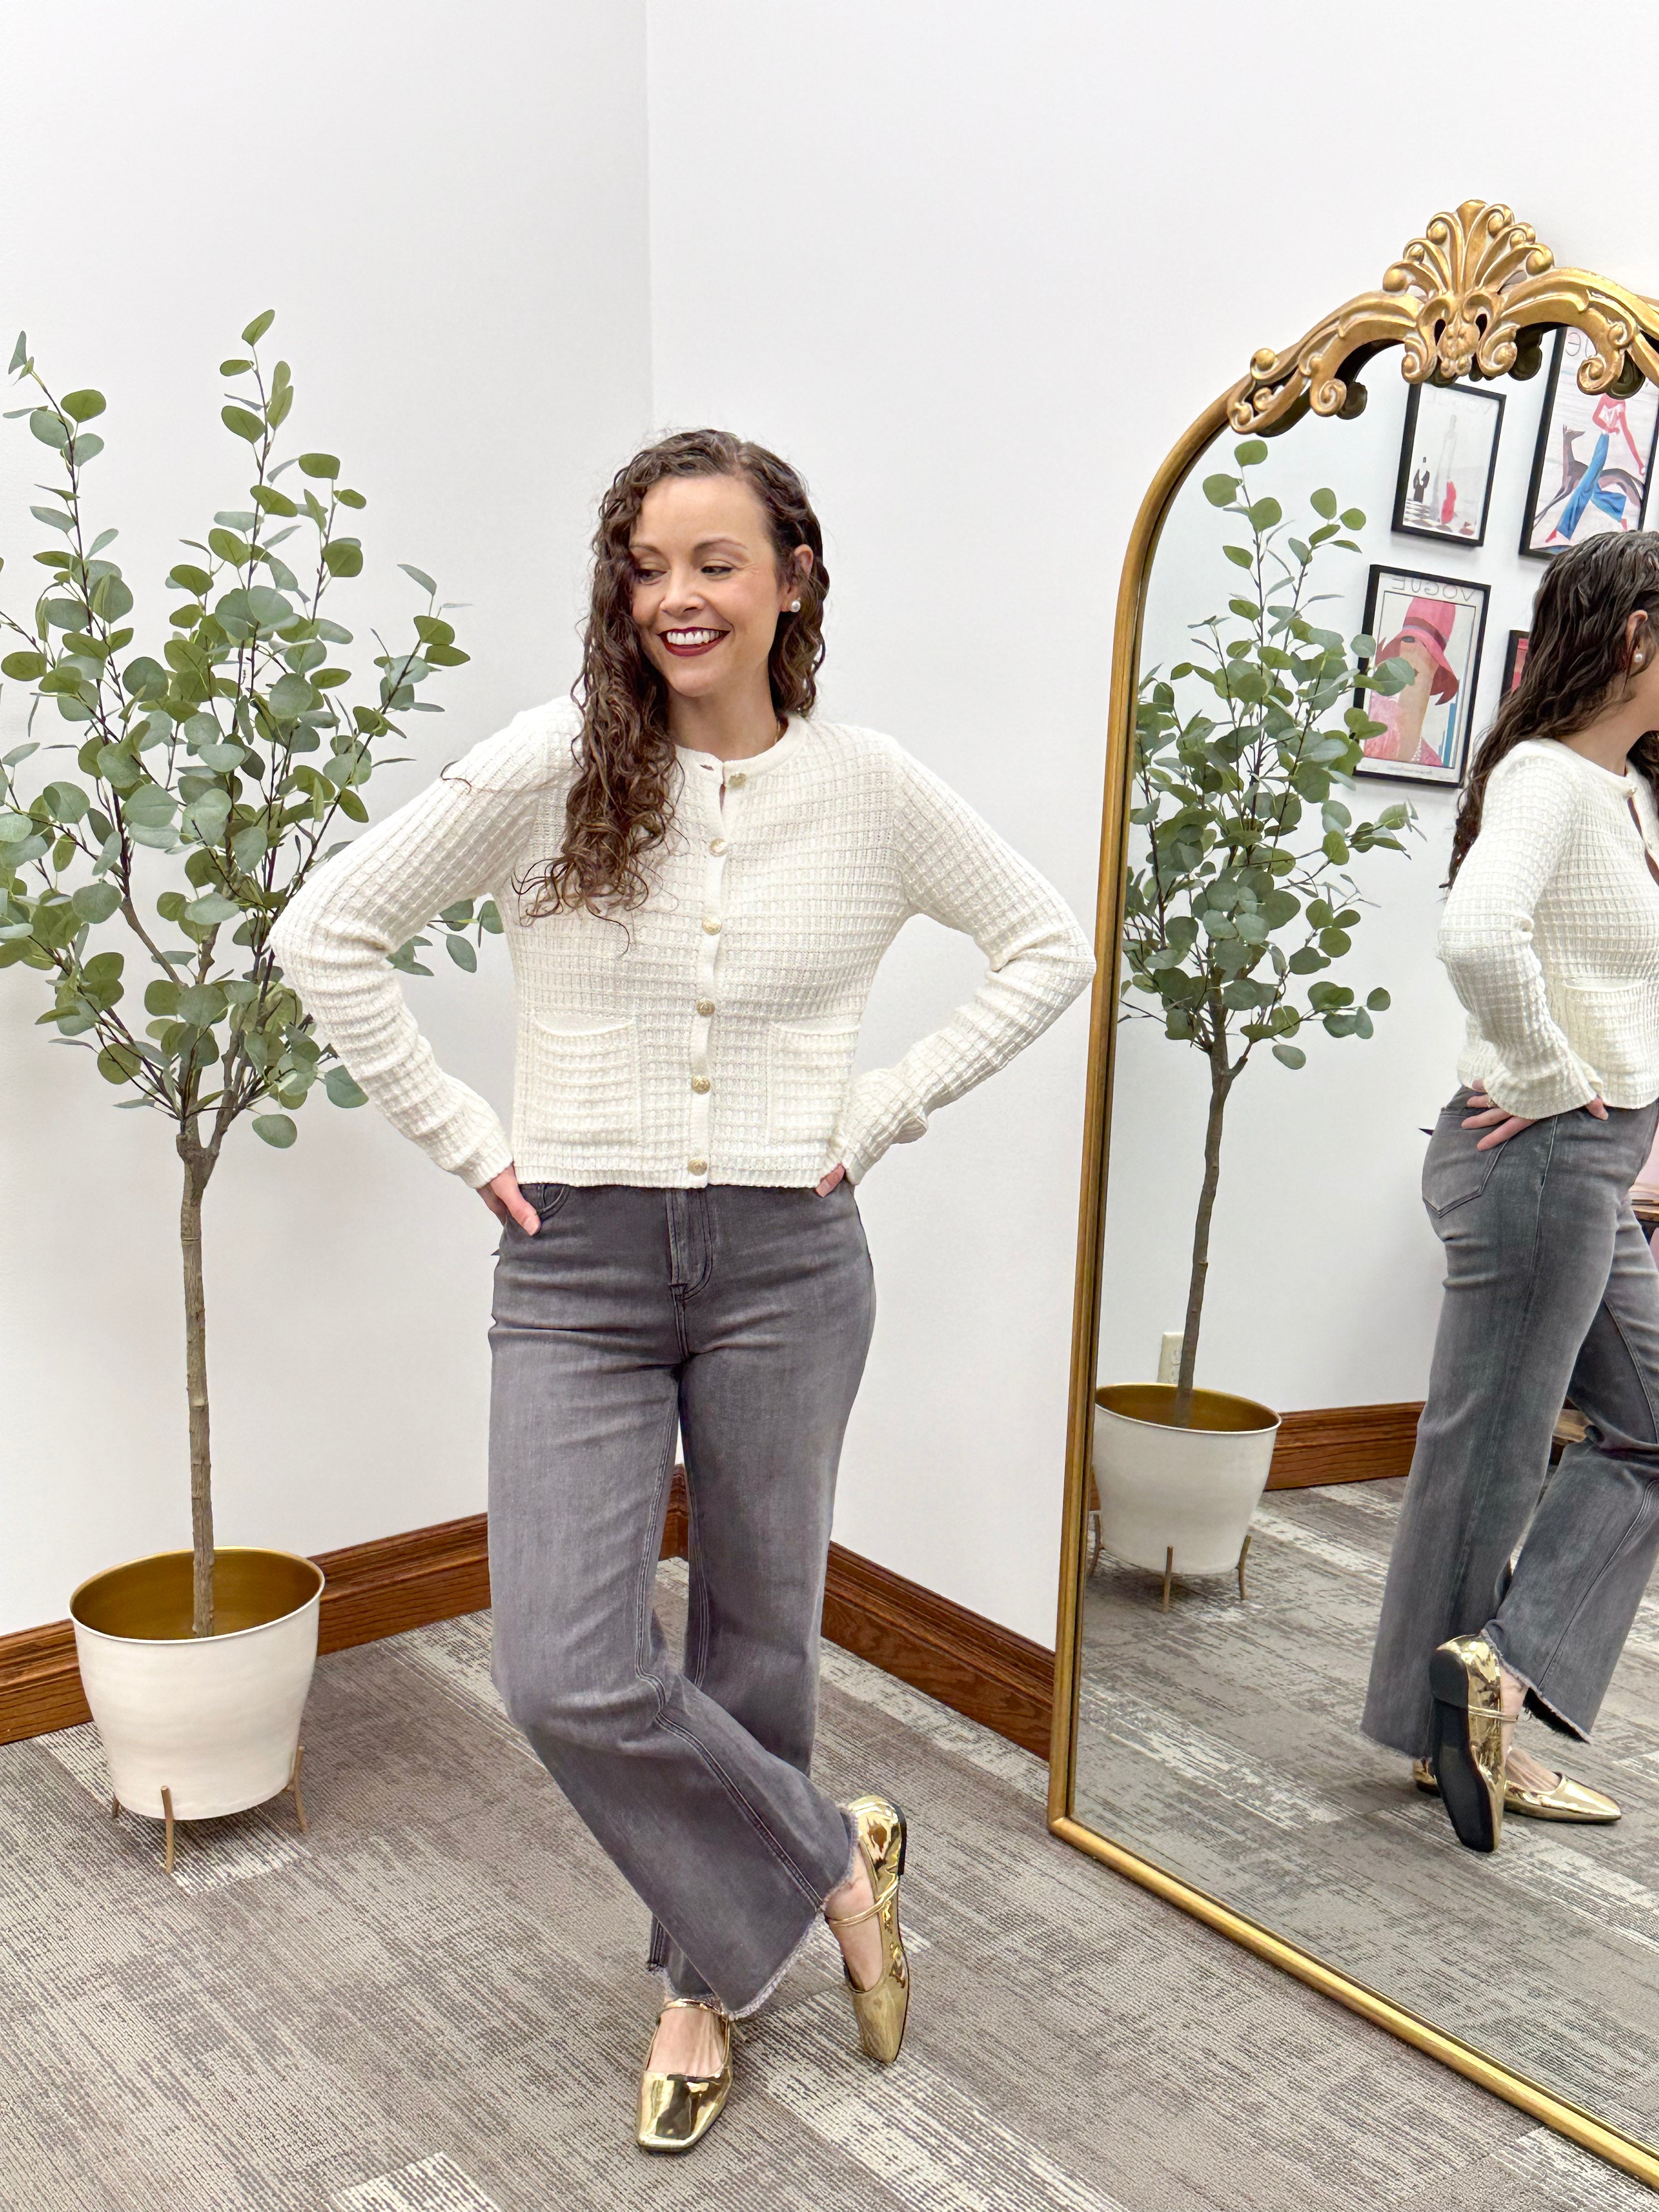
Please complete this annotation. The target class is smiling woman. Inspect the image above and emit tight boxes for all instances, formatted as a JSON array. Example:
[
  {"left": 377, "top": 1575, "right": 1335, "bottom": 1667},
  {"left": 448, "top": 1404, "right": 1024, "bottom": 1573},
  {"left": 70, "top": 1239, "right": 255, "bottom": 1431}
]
[
  {"left": 535, "top": 429, "right": 827, "bottom": 921},
  {"left": 266, "top": 422, "right": 1094, "bottom": 2154}
]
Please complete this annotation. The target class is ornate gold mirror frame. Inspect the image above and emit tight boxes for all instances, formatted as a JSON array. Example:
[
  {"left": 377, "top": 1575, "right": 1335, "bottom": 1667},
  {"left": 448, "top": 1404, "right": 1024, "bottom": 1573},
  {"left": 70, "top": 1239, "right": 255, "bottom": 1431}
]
[{"left": 1046, "top": 202, "right": 1659, "bottom": 2190}]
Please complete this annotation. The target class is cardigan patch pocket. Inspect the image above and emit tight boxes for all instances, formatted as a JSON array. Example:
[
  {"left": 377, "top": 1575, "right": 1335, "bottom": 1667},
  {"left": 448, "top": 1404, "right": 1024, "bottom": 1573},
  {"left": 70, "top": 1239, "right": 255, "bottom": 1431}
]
[
  {"left": 766, "top": 1014, "right": 862, "bottom": 1146},
  {"left": 1557, "top": 978, "right": 1659, "bottom": 1080},
  {"left": 527, "top": 1012, "right": 641, "bottom": 1150}
]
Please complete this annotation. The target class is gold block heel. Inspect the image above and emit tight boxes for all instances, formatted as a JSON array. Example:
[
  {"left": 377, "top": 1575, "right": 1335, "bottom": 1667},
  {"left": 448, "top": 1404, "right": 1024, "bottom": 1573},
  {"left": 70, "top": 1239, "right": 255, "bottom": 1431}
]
[
  {"left": 636, "top": 1997, "right": 731, "bottom": 2153},
  {"left": 826, "top": 1793, "right": 910, "bottom": 2064}
]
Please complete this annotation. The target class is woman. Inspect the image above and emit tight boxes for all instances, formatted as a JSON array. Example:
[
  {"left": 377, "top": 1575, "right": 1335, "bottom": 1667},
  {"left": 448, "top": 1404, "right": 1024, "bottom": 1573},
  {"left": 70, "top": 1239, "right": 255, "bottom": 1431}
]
[
  {"left": 1362, "top": 529, "right": 1659, "bottom": 1854},
  {"left": 270, "top": 430, "right": 1093, "bottom": 2147}
]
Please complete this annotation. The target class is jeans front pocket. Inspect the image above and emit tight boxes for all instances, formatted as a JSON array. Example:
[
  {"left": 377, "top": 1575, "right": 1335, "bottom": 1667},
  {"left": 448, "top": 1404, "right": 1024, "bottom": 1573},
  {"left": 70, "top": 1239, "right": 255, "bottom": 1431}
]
[
  {"left": 766, "top": 1014, "right": 862, "bottom": 1147},
  {"left": 520, "top": 1181, "right": 572, "bottom": 1220},
  {"left": 526, "top": 1012, "right": 641, "bottom": 1153}
]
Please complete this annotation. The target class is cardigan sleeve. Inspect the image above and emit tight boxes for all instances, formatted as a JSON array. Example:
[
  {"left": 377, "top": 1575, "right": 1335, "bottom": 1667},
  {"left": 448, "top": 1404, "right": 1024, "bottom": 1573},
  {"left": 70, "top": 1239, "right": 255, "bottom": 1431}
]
[
  {"left": 830, "top": 747, "right": 1096, "bottom": 1183},
  {"left": 267, "top": 706, "right": 568, "bottom": 1188},
  {"left": 1437, "top": 747, "right": 1600, "bottom": 1120}
]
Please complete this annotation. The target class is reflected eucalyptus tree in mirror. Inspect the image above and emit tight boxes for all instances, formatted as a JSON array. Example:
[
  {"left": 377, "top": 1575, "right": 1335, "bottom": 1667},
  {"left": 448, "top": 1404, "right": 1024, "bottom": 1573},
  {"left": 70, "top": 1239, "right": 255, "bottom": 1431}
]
[
  {"left": 0, "top": 314, "right": 497, "bottom": 1635},
  {"left": 1123, "top": 439, "right": 1419, "bottom": 1423}
]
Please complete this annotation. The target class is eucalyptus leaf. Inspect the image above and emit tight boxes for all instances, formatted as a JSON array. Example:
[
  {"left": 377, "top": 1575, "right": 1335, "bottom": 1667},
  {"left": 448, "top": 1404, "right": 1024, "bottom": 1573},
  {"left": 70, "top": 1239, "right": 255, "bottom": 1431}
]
[{"left": 324, "top": 1063, "right": 367, "bottom": 1108}]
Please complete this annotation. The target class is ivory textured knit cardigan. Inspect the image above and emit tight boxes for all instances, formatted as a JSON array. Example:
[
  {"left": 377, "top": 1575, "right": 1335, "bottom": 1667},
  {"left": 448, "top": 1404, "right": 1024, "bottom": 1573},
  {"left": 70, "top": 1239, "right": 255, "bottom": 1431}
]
[
  {"left": 1441, "top": 738, "right": 1659, "bottom": 1120},
  {"left": 268, "top": 701, "right": 1096, "bottom": 1190}
]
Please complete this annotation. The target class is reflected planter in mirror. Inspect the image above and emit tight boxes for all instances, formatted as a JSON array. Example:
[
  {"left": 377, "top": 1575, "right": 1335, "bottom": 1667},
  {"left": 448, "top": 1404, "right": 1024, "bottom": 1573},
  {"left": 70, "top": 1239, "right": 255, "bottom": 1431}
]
[
  {"left": 1092, "top": 1384, "right": 1277, "bottom": 1607},
  {"left": 1051, "top": 201, "right": 1659, "bottom": 2192}
]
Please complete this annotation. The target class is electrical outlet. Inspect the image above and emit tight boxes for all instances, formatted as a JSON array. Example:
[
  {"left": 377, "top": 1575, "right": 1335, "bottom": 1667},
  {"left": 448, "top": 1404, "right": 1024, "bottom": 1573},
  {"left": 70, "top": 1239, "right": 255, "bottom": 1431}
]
[{"left": 1158, "top": 1331, "right": 1183, "bottom": 1386}]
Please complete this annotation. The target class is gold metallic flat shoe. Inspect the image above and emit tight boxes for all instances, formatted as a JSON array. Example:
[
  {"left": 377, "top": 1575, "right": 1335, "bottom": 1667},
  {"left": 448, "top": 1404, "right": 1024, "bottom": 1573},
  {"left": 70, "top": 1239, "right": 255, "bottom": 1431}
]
[
  {"left": 1504, "top": 1768, "right": 1620, "bottom": 1822},
  {"left": 1427, "top": 1635, "right": 1507, "bottom": 1853},
  {"left": 1413, "top": 1757, "right": 1620, "bottom": 1824},
  {"left": 826, "top": 1794, "right": 910, "bottom": 2064},
  {"left": 636, "top": 1997, "right": 731, "bottom": 2154}
]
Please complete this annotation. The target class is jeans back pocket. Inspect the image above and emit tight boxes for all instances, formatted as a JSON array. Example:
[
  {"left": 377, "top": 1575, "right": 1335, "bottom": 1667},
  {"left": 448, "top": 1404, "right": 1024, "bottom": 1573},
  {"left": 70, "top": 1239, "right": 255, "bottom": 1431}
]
[{"left": 1421, "top": 1096, "right": 1505, "bottom": 1219}]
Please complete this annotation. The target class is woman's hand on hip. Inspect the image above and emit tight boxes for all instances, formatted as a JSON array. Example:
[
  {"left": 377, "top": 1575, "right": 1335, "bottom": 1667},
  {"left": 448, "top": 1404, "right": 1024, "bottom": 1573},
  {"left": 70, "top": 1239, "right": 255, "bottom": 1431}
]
[
  {"left": 1462, "top": 1085, "right": 1606, "bottom": 1151},
  {"left": 816, "top": 1163, "right": 847, "bottom": 1196},
  {"left": 480, "top": 1164, "right": 541, "bottom": 1233}
]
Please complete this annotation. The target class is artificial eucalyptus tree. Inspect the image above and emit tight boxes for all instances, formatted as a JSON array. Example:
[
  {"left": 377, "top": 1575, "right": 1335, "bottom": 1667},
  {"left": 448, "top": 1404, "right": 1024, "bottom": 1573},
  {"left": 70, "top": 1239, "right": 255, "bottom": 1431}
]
[
  {"left": 1122, "top": 439, "right": 1419, "bottom": 1423},
  {"left": 0, "top": 314, "right": 498, "bottom": 1635}
]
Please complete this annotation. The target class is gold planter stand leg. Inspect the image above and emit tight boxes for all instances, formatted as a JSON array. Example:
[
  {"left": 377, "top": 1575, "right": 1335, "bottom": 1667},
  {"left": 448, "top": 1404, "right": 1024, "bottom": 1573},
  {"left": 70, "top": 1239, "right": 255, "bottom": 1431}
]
[
  {"left": 161, "top": 1786, "right": 176, "bottom": 1875},
  {"left": 287, "top": 1743, "right": 308, "bottom": 1834},
  {"left": 1238, "top": 1533, "right": 1252, "bottom": 1602},
  {"left": 1161, "top": 1547, "right": 1174, "bottom": 1611}
]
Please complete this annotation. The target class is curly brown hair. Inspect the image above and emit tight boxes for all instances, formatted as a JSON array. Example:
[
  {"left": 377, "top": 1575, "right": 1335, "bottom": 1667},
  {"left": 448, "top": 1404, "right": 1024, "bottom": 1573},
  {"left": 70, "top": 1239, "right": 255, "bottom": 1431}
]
[
  {"left": 1448, "top": 530, "right": 1659, "bottom": 883},
  {"left": 522, "top": 429, "right": 829, "bottom": 916}
]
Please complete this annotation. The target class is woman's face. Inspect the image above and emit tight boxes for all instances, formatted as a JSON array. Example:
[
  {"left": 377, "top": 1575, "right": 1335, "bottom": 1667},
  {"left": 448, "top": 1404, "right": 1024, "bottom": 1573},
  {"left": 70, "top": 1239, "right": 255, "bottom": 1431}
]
[{"left": 629, "top": 473, "right": 806, "bottom": 711}]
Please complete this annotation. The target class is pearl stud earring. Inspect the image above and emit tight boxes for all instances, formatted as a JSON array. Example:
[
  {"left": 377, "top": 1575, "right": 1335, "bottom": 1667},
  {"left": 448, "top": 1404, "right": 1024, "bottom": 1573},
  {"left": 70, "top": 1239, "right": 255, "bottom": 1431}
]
[{"left": 789, "top": 599, "right": 802, "bottom": 612}]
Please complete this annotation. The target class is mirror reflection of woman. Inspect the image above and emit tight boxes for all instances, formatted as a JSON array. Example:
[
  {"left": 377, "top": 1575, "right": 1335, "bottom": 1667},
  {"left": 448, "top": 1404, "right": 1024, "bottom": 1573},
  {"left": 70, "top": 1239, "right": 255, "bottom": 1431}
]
[
  {"left": 270, "top": 431, "right": 1094, "bottom": 2147},
  {"left": 1362, "top": 531, "right": 1659, "bottom": 1853}
]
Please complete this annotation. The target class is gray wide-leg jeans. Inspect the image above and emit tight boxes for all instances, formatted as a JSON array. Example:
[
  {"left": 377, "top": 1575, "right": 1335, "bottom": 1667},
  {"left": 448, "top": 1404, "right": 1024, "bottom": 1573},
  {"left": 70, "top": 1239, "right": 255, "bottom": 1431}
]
[
  {"left": 1363, "top": 1087, "right": 1659, "bottom": 1759},
  {"left": 486, "top": 1180, "right": 872, "bottom": 2018}
]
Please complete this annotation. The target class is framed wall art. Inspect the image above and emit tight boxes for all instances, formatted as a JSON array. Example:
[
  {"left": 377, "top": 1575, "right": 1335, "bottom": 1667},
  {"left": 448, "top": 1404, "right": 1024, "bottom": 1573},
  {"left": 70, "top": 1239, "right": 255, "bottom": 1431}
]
[
  {"left": 1503, "top": 629, "right": 1529, "bottom": 696},
  {"left": 1520, "top": 326, "right": 1659, "bottom": 558},
  {"left": 1355, "top": 566, "right": 1489, "bottom": 787},
  {"left": 1392, "top": 379, "right": 1504, "bottom": 546}
]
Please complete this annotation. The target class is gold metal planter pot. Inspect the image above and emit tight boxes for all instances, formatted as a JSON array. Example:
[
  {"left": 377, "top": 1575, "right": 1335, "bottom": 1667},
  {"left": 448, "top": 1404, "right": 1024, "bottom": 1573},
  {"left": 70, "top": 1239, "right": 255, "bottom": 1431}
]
[{"left": 69, "top": 1549, "right": 324, "bottom": 1870}]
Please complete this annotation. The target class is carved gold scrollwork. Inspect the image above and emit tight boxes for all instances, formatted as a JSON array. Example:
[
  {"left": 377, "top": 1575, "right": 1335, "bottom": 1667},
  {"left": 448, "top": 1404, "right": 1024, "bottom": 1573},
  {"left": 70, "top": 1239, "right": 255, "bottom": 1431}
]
[{"left": 1231, "top": 199, "right": 1659, "bottom": 435}]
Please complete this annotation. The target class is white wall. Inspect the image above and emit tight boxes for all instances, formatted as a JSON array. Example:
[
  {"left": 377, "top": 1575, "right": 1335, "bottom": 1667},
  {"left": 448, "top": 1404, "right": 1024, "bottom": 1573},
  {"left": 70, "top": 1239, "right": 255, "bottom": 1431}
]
[
  {"left": 642, "top": 0, "right": 1659, "bottom": 1645},
  {"left": 8, "top": 1, "right": 1659, "bottom": 1650},
  {"left": 0, "top": 3, "right": 653, "bottom": 1632}
]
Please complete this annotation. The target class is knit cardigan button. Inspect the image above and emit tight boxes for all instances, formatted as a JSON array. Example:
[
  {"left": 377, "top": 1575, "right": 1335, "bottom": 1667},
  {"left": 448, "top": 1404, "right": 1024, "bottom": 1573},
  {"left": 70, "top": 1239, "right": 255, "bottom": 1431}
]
[
  {"left": 702, "top": 916, "right": 722, "bottom": 934},
  {"left": 696, "top": 999, "right": 716, "bottom": 1017},
  {"left": 691, "top": 1075, "right": 711, "bottom": 1093},
  {"left": 687, "top": 1156, "right": 708, "bottom": 1175}
]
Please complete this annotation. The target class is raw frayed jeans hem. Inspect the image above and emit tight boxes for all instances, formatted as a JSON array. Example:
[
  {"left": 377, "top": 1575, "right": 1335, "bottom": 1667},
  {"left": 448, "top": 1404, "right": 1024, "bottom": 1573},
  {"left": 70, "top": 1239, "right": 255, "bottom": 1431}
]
[
  {"left": 1481, "top": 1624, "right": 1590, "bottom": 1743},
  {"left": 649, "top": 1806, "right": 862, "bottom": 2022},
  {"left": 1357, "top": 1713, "right": 1430, "bottom": 1764}
]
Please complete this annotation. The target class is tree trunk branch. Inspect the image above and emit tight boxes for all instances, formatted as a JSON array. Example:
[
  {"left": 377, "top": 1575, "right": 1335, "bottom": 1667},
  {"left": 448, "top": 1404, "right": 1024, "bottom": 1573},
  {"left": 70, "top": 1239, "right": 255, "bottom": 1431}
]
[
  {"left": 1173, "top": 1036, "right": 1234, "bottom": 1427},
  {"left": 178, "top": 1137, "right": 216, "bottom": 1636}
]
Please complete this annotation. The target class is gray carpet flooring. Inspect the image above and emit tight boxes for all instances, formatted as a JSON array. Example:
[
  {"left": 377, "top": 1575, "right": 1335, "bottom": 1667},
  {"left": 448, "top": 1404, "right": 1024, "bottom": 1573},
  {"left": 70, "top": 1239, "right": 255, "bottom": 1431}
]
[
  {"left": 1077, "top": 1476, "right": 1659, "bottom": 2164},
  {"left": 0, "top": 1556, "right": 1647, "bottom": 2209}
]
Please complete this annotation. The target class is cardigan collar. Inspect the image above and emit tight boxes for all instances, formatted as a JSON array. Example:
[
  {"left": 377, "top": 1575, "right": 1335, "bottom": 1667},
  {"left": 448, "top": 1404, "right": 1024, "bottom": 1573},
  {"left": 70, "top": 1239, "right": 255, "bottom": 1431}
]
[
  {"left": 673, "top": 713, "right": 806, "bottom": 782},
  {"left": 1514, "top": 736, "right": 1638, "bottom": 799}
]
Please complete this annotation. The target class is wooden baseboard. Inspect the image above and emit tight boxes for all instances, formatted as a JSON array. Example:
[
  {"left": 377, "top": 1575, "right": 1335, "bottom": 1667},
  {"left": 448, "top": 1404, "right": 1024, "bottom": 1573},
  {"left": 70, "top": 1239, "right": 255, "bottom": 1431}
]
[
  {"left": 1, "top": 1475, "right": 1054, "bottom": 1758},
  {"left": 1266, "top": 1401, "right": 1421, "bottom": 1489},
  {"left": 654, "top": 1469, "right": 1053, "bottom": 1754},
  {"left": 1, "top": 1408, "right": 1418, "bottom": 1756}
]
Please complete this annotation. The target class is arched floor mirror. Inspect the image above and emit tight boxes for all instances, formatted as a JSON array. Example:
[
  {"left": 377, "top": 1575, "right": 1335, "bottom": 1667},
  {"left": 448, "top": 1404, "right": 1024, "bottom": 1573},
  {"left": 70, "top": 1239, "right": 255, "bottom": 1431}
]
[{"left": 1049, "top": 202, "right": 1659, "bottom": 2188}]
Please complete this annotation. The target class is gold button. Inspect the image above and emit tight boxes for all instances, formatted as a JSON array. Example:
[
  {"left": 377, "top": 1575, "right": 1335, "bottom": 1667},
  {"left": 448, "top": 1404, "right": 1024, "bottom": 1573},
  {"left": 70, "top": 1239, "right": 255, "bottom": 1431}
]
[
  {"left": 726, "top": 771, "right": 747, "bottom": 788},
  {"left": 696, "top": 998, "right": 716, "bottom": 1017},
  {"left": 691, "top": 1075, "right": 711, "bottom": 1094},
  {"left": 702, "top": 916, "right": 722, "bottom": 934},
  {"left": 709, "top": 838, "right": 727, "bottom": 855},
  {"left": 687, "top": 1156, "right": 708, "bottom": 1175}
]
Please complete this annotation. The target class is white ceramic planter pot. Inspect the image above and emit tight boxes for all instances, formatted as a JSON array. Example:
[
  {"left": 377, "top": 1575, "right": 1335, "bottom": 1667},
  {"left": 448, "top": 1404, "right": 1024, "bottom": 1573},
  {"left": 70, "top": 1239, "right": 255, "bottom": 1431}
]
[
  {"left": 1093, "top": 1383, "right": 1280, "bottom": 1585},
  {"left": 69, "top": 1548, "right": 324, "bottom": 1821}
]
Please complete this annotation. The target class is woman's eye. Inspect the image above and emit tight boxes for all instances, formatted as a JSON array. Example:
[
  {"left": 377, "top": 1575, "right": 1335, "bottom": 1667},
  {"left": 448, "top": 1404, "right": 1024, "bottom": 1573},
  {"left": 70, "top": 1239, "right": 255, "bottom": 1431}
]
[{"left": 702, "top": 563, "right": 733, "bottom": 576}]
